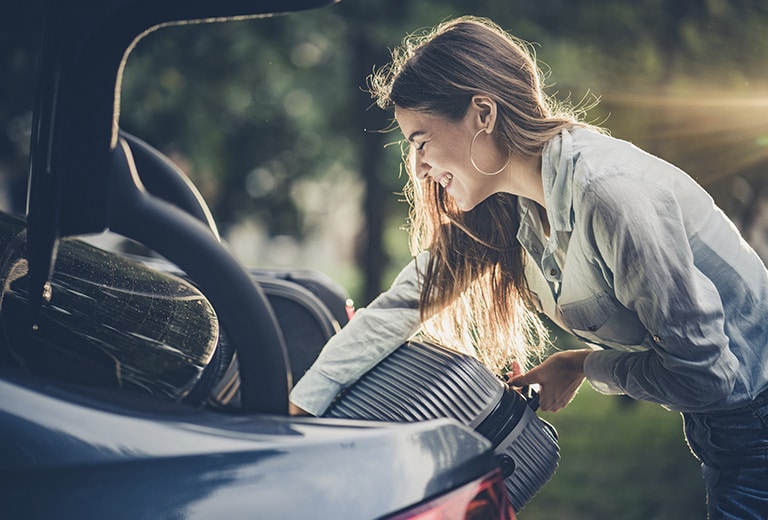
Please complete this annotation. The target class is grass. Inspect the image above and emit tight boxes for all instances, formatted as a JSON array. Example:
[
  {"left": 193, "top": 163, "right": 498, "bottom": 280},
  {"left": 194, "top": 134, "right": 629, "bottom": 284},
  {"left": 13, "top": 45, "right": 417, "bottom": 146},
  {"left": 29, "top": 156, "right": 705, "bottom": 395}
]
[{"left": 518, "top": 383, "right": 707, "bottom": 520}]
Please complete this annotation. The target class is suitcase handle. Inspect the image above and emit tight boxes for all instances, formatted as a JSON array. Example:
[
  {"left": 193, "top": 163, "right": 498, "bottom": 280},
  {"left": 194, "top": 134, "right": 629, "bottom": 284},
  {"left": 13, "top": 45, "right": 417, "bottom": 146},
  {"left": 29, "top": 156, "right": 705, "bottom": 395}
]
[{"left": 521, "top": 386, "right": 540, "bottom": 412}]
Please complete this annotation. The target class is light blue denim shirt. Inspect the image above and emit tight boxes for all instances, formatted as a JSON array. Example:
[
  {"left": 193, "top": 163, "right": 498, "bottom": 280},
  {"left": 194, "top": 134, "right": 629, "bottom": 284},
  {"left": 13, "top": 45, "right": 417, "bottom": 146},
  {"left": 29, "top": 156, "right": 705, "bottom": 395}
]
[
  {"left": 522, "top": 127, "right": 768, "bottom": 413},
  {"left": 290, "top": 127, "right": 768, "bottom": 415}
]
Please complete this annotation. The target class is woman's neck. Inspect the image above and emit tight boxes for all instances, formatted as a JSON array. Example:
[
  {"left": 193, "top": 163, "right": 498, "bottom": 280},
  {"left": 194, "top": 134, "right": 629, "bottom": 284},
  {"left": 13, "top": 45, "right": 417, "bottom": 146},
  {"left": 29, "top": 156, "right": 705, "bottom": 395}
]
[{"left": 498, "top": 154, "right": 546, "bottom": 208}]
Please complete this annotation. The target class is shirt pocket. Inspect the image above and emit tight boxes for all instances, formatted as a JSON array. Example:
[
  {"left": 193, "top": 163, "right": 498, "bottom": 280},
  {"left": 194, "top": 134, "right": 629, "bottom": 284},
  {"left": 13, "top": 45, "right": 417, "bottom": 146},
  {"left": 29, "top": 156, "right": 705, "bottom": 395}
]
[{"left": 558, "top": 291, "right": 648, "bottom": 350}]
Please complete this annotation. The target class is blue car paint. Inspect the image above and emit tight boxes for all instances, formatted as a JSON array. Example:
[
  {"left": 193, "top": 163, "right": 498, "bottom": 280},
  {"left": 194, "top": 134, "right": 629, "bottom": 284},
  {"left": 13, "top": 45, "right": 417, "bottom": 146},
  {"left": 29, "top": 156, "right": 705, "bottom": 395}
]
[{"left": 0, "top": 371, "right": 495, "bottom": 519}]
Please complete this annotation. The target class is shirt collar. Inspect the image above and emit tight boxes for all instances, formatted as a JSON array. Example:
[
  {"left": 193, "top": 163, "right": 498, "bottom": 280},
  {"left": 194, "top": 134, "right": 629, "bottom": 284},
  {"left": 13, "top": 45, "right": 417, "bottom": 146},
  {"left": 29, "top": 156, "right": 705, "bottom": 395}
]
[{"left": 541, "top": 128, "right": 576, "bottom": 233}]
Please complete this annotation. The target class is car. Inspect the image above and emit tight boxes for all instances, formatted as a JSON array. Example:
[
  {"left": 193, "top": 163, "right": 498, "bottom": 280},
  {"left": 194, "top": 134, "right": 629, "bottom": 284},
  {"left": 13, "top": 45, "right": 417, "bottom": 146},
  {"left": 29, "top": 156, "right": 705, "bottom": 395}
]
[{"left": 0, "top": 0, "right": 518, "bottom": 518}]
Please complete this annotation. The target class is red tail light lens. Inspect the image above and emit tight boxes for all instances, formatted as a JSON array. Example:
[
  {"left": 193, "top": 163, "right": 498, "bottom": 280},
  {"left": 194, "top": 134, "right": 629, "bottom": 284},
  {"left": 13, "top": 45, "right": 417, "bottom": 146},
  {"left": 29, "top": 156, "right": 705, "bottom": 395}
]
[{"left": 384, "top": 469, "right": 516, "bottom": 520}]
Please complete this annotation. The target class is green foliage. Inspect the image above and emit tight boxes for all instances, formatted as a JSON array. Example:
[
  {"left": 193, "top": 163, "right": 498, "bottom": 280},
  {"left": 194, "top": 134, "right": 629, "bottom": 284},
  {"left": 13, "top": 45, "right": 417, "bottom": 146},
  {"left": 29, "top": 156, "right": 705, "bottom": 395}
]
[
  {"left": 115, "top": 0, "right": 768, "bottom": 301},
  {"left": 121, "top": 13, "right": 356, "bottom": 232},
  {"left": 5, "top": 0, "right": 768, "bottom": 297}
]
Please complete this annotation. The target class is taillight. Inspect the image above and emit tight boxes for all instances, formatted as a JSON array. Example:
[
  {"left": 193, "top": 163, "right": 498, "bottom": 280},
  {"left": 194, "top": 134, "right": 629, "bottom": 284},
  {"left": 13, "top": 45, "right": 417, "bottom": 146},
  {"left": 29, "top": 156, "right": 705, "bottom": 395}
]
[{"left": 384, "top": 469, "right": 516, "bottom": 520}]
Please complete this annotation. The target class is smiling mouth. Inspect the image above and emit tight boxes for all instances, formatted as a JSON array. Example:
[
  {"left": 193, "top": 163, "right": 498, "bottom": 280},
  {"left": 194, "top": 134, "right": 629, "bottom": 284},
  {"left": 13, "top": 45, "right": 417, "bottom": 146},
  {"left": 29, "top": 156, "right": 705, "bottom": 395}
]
[{"left": 439, "top": 173, "right": 453, "bottom": 189}]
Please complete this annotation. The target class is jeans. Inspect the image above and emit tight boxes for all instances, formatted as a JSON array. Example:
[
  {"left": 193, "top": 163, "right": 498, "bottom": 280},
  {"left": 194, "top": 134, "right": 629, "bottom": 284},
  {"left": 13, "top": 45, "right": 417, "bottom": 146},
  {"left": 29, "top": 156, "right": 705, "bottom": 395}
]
[{"left": 683, "top": 389, "right": 768, "bottom": 519}]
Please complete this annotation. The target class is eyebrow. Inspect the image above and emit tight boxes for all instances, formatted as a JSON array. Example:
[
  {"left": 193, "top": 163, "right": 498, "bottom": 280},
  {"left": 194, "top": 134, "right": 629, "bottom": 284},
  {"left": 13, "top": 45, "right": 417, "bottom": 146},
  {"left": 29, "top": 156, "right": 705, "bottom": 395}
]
[{"left": 406, "top": 131, "right": 426, "bottom": 143}]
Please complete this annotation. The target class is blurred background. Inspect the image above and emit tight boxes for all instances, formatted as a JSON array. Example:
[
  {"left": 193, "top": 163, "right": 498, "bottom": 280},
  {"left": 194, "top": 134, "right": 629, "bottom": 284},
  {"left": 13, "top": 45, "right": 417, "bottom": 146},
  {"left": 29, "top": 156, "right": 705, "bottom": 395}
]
[{"left": 2, "top": 1, "right": 767, "bottom": 518}]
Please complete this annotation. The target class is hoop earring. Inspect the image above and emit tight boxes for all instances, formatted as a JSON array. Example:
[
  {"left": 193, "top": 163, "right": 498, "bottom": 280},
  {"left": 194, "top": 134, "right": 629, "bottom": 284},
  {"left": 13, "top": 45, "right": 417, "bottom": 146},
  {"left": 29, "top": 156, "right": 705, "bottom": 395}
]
[{"left": 470, "top": 128, "right": 510, "bottom": 176}]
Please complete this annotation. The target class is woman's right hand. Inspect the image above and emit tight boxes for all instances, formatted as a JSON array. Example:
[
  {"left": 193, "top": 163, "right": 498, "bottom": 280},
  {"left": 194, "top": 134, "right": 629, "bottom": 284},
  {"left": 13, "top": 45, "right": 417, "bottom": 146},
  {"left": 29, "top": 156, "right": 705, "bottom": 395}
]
[{"left": 508, "top": 349, "right": 591, "bottom": 412}]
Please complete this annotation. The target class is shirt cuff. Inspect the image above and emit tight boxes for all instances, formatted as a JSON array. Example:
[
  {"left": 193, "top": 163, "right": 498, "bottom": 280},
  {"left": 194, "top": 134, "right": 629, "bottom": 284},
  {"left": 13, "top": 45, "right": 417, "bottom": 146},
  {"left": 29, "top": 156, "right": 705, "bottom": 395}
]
[
  {"left": 583, "top": 349, "right": 626, "bottom": 396},
  {"left": 289, "top": 369, "right": 344, "bottom": 416}
]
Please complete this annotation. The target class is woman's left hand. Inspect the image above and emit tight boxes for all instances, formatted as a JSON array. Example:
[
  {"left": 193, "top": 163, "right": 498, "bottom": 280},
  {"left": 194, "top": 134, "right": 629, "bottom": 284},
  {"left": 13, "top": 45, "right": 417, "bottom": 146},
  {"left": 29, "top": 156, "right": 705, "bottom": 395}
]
[
  {"left": 288, "top": 401, "right": 311, "bottom": 416},
  {"left": 508, "top": 349, "right": 592, "bottom": 412}
]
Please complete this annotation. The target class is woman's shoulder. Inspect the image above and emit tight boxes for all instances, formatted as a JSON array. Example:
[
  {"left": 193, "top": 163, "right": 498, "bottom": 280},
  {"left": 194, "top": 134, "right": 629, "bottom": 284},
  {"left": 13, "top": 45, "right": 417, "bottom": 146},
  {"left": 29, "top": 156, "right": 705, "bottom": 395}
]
[
  {"left": 569, "top": 126, "right": 682, "bottom": 186},
  {"left": 569, "top": 126, "right": 644, "bottom": 161}
]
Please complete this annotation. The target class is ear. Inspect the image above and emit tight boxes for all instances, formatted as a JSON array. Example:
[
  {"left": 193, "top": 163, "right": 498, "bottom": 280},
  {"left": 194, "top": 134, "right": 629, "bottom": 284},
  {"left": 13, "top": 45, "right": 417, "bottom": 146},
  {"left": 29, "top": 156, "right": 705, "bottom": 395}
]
[{"left": 469, "top": 94, "right": 498, "bottom": 134}]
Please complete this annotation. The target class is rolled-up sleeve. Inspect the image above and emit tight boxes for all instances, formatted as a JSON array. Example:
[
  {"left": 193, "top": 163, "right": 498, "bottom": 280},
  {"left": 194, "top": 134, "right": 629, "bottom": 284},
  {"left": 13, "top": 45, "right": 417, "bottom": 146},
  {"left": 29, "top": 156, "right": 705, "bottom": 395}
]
[
  {"left": 289, "top": 252, "right": 428, "bottom": 415},
  {"left": 580, "top": 176, "right": 739, "bottom": 412}
]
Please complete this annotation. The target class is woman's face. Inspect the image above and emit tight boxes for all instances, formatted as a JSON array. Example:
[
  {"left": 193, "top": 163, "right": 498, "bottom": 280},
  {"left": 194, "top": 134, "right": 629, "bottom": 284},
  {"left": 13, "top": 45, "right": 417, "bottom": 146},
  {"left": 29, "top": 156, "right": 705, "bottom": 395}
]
[{"left": 395, "top": 106, "right": 503, "bottom": 211}]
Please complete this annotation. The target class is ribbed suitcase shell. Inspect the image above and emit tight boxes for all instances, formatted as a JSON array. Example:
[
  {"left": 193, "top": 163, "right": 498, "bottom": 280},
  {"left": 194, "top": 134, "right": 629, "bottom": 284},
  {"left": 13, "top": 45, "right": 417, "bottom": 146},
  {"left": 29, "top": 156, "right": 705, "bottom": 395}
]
[{"left": 324, "top": 340, "right": 559, "bottom": 512}]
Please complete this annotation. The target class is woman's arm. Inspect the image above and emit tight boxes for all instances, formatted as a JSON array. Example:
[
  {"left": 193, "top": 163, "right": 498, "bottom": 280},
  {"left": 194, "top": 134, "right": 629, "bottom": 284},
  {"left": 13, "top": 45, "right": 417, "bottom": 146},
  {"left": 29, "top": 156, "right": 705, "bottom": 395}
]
[
  {"left": 513, "top": 173, "right": 738, "bottom": 412},
  {"left": 579, "top": 175, "right": 738, "bottom": 411},
  {"left": 288, "top": 252, "right": 429, "bottom": 416}
]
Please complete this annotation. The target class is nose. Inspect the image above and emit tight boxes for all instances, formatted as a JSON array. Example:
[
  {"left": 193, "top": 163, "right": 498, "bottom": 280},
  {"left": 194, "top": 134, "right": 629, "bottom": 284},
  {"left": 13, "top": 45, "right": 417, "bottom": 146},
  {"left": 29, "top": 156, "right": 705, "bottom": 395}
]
[{"left": 408, "top": 147, "right": 430, "bottom": 180}]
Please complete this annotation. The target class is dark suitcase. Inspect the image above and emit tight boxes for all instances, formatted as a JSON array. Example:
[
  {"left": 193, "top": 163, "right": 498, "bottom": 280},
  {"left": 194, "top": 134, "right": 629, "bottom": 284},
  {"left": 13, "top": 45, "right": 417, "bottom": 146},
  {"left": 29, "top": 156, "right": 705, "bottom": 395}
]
[
  {"left": 209, "top": 269, "right": 353, "bottom": 408},
  {"left": 324, "top": 340, "right": 560, "bottom": 512},
  {"left": 249, "top": 268, "right": 354, "bottom": 331}
]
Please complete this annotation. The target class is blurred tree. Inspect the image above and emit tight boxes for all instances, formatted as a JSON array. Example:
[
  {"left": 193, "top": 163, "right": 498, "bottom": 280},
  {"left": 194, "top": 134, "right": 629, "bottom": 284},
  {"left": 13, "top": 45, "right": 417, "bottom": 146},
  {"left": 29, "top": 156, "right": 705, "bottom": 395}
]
[
  {"left": 0, "top": 0, "right": 43, "bottom": 214},
  {"left": 2, "top": 0, "right": 768, "bottom": 301},
  {"left": 121, "top": 16, "right": 353, "bottom": 231}
]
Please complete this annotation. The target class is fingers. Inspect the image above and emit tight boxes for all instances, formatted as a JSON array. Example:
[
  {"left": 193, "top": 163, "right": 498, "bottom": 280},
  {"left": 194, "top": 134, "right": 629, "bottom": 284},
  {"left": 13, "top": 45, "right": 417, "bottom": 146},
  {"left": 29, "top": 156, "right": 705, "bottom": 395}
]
[
  {"left": 509, "top": 375, "right": 528, "bottom": 388},
  {"left": 504, "top": 352, "right": 588, "bottom": 412},
  {"left": 505, "top": 359, "right": 526, "bottom": 387},
  {"left": 538, "top": 379, "right": 583, "bottom": 412},
  {"left": 508, "top": 360, "right": 543, "bottom": 388}
]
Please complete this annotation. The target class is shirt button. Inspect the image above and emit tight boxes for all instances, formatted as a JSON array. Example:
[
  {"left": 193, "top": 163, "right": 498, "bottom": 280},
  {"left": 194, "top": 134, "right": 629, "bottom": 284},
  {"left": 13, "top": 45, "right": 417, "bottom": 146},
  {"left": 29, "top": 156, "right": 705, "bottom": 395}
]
[
  {"left": 652, "top": 335, "right": 662, "bottom": 342},
  {"left": 550, "top": 269, "right": 558, "bottom": 276}
]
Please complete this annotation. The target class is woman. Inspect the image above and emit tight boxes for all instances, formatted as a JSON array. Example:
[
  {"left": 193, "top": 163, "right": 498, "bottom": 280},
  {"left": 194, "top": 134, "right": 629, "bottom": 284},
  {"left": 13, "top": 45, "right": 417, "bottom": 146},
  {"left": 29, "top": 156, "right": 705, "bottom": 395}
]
[{"left": 289, "top": 16, "right": 768, "bottom": 519}]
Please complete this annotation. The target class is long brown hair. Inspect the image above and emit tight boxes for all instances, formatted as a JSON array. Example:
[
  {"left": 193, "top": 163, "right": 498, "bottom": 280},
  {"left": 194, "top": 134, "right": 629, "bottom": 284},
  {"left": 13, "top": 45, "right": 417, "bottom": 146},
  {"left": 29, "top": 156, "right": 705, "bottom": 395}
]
[{"left": 370, "top": 16, "right": 586, "bottom": 373}]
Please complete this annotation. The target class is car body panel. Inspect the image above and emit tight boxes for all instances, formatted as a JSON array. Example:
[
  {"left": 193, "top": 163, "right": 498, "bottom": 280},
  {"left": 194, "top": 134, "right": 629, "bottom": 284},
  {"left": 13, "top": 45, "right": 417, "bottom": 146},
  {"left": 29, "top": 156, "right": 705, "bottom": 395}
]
[{"left": 1, "top": 369, "right": 496, "bottom": 519}]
